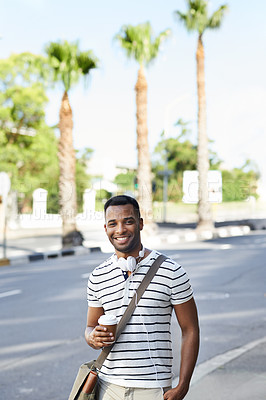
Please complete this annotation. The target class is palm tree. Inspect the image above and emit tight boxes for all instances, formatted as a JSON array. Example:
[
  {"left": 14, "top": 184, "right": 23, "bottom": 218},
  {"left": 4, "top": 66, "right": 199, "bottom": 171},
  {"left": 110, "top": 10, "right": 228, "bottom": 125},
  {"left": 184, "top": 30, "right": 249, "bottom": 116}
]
[
  {"left": 115, "top": 22, "right": 170, "bottom": 225},
  {"left": 175, "top": 0, "right": 228, "bottom": 230},
  {"left": 45, "top": 40, "right": 98, "bottom": 247}
]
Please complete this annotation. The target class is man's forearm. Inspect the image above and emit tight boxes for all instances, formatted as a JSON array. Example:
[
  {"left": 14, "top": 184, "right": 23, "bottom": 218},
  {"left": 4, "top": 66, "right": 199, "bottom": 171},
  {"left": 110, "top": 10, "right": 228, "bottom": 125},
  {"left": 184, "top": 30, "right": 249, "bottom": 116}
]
[
  {"left": 178, "top": 327, "right": 200, "bottom": 391},
  {"left": 163, "top": 326, "right": 199, "bottom": 400}
]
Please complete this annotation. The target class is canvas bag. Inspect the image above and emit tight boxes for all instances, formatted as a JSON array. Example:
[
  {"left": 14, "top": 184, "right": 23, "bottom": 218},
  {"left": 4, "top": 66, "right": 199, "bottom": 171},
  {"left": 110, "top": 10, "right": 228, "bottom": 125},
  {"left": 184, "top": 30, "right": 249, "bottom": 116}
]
[{"left": 68, "top": 254, "right": 167, "bottom": 400}]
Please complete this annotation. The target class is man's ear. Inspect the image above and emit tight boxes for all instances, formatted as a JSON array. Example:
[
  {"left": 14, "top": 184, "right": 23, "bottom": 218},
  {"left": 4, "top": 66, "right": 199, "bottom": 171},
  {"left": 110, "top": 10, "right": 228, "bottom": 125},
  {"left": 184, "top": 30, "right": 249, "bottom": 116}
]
[
  {"left": 104, "top": 224, "right": 107, "bottom": 233},
  {"left": 139, "top": 218, "right": 144, "bottom": 231}
]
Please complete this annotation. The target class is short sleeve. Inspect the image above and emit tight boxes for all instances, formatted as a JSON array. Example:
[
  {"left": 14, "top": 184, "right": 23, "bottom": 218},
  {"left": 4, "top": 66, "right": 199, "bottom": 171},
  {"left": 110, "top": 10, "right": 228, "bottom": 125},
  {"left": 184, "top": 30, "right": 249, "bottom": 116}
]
[
  {"left": 170, "top": 264, "right": 193, "bottom": 305},
  {"left": 87, "top": 273, "right": 102, "bottom": 307}
]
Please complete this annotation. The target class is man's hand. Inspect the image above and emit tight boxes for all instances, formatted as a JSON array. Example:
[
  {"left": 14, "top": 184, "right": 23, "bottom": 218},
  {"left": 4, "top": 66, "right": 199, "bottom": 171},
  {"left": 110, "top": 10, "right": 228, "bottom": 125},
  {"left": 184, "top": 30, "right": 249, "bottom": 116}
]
[
  {"left": 163, "top": 383, "right": 189, "bottom": 400},
  {"left": 85, "top": 325, "right": 115, "bottom": 350}
]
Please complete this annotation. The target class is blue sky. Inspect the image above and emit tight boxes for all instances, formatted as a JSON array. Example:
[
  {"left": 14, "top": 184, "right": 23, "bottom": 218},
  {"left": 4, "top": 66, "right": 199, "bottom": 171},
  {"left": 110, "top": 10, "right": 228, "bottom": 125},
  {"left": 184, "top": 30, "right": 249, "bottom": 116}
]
[{"left": 2, "top": 0, "right": 266, "bottom": 188}]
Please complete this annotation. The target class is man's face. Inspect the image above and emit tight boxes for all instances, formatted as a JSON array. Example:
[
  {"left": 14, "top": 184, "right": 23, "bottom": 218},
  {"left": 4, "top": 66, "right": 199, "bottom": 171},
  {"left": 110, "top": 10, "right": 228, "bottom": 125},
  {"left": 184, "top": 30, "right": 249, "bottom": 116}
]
[{"left": 104, "top": 204, "right": 143, "bottom": 256}]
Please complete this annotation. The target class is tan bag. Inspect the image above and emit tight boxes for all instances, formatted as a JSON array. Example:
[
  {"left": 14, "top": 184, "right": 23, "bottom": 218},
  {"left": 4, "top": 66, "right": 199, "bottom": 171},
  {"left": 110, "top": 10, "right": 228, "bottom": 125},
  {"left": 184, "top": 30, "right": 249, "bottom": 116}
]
[
  {"left": 68, "top": 361, "right": 98, "bottom": 400},
  {"left": 68, "top": 255, "right": 167, "bottom": 400}
]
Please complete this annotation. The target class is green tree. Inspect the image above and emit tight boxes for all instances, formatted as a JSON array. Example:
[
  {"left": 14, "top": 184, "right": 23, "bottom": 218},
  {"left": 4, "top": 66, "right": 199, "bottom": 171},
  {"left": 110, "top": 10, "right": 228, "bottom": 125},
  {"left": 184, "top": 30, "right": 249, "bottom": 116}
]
[
  {"left": 153, "top": 118, "right": 224, "bottom": 202},
  {"left": 153, "top": 120, "right": 197, "bottom": 202},
  {"left": 175, "top": 0, "right": 228, "bottom": 230},
  {"left": 222, "top": 162, "right": 259, "bottom": 202},
  {"left": 0, "top": 52, "right": 91, "bottom": 216},
  {"left": 153, "top": 121, "right": 259, "bottom": 204},
  {"left": 115, "top": 22, "right": 170, "bottom": 225},
  {"left": 0, "top": 52, "right": 49, "bottom": 135},
  {"left": 0, "top": 53, "right": 58, "bottom": 211},
  {"left": 114, "top": 171, "right": 136, "bottom": 194},
  {"left": 45, "top": 40, "right": 98, "bottom": 246}
]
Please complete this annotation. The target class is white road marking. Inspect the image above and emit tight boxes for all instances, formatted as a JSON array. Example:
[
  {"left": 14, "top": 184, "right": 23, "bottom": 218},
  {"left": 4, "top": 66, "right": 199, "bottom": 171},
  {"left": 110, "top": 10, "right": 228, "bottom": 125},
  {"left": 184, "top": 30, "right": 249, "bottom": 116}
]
[
  {"left": 0, "top": 289, "right": 22, "bottom": 299},
  {"left": 220, "top": 244, "right": 232, "bottom": 250},
  {"left": 19, "top": 388, "right": 33, "bottom": 394},
  {"left": 196, "top": 292, "right": 230, "bottom": 300}
]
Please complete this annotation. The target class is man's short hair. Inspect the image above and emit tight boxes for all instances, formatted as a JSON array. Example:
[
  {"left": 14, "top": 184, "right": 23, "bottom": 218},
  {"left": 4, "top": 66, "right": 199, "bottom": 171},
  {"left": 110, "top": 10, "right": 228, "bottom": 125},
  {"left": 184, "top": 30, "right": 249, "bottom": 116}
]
[{"left": 104, "top": 195, "right": 141, "bottom": 218}]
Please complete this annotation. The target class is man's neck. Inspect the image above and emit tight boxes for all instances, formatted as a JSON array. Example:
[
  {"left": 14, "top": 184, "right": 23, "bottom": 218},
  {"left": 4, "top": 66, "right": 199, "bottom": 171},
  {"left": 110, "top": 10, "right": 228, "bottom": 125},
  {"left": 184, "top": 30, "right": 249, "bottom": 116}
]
[{"left": 115, "top": 245, "right": 142, "bottom": 259}]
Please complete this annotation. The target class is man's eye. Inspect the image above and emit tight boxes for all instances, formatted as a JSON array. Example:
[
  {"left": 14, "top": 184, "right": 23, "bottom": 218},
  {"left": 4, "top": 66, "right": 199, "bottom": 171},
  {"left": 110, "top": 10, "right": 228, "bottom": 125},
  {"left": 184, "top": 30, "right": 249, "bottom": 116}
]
[{"left": 108, "top": 223, "right": 116, "bottom": 227}]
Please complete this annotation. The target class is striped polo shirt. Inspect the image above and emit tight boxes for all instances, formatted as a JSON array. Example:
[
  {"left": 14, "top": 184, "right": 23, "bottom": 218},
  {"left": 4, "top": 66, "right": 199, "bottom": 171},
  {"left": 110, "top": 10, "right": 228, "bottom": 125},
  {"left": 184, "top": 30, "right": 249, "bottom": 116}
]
[{"left": 87, "top": 250, "right": 193, "bottom": 388}]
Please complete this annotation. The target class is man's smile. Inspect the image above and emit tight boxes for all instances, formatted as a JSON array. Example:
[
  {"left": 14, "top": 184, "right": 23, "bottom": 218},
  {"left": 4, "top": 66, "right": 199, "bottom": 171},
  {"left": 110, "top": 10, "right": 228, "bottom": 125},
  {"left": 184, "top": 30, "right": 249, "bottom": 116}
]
[{"left": 114, "top": 236, "right": 130, "bottom": 244}]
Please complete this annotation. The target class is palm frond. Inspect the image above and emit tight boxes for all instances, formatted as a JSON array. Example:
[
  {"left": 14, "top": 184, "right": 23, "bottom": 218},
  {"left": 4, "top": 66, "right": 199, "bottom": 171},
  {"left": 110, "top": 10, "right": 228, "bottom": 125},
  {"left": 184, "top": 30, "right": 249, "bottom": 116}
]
[
  {"left": 45, "top": 40, "right": 98, "bottom": 92},
  {"left": 76, "top": 51, "right": 99, "bottom": 75},
  {"left": 174, "top": 0, "right": 228, "bottom": 35},
  {"left": 150, "top": 29, "right": 171, "bottom": 62},
  {"left": 115, "top": 22, "right": 170, "bottom": 66},
  {"left": 208, "top": 5, "right": 229, "bottom": 29},
  {"left": 175, "top": 10, "right": 188, "bottom": 25}
]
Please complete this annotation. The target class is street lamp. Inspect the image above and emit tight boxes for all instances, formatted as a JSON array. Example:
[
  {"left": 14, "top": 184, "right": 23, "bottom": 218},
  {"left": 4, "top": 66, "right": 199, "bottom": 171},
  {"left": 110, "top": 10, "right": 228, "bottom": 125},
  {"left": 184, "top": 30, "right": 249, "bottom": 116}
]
[
  {"left": 0, "top": 172, "right": 11, "bottom": 262},
  {"left": 158, "top": 146, "right": 173, "bottom": 223}
]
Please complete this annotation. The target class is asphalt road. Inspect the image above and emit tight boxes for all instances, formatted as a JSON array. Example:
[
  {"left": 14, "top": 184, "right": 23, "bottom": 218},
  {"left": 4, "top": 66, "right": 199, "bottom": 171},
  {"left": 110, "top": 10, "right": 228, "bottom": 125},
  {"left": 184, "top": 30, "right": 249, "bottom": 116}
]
[{"left": 0, "top": 232, "right": 265, "bottom": 399}]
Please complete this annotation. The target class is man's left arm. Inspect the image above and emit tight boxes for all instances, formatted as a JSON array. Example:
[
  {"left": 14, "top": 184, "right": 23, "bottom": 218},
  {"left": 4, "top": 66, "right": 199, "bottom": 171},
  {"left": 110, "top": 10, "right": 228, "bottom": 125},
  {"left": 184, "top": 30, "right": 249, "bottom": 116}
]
[{"left": 164, "top": 297, "right": 200, "bottom": 400}]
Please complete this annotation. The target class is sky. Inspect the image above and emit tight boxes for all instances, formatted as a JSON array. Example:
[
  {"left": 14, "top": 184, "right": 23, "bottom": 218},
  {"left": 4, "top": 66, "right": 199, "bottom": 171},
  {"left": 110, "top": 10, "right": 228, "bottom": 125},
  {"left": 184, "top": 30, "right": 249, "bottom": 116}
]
[{"left": 2, "top": 0, "right": 266, "bottom": 189}]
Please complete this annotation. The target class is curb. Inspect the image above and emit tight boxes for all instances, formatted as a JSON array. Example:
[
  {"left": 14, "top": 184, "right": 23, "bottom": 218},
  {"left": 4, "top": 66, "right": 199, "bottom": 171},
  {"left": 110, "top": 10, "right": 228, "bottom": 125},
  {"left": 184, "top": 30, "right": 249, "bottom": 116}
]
[
  {"left": 172, "top": 335, "right": 266, "bottom": 388},
  {"left": 147, "top": 225, "right": 251, "bottom": 247},
  {"left": 0, "top": 225, "right": 251, "bottom": 267},
  {"left": 0, "top": 245, "right": 101, "bottom": 267}
]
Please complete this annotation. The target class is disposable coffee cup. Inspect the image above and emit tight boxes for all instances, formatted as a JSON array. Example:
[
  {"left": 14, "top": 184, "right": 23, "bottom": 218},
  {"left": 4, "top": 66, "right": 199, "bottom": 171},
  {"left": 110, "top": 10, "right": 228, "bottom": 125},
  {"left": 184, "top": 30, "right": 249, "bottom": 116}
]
[{"left": 98, "top": 314, "right": 118, "bottom": 343}]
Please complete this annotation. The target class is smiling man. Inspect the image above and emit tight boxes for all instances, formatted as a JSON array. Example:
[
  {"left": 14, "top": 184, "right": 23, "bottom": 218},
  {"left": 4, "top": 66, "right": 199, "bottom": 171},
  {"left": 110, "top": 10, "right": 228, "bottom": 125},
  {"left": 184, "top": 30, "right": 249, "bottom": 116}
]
[
  {"left": 85, "top": 195, "right": 199, "bottom": 400},
  {"left": 104, "top": 200, "right": 143, "bottom": 256}
]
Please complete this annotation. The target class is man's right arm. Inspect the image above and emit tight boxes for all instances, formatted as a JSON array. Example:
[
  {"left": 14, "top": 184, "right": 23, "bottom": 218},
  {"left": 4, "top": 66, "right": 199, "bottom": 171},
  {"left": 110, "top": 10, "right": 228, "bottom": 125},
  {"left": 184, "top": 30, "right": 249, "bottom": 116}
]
[{"left": 85, "top": 307, "right": 115, "bottom": 349}]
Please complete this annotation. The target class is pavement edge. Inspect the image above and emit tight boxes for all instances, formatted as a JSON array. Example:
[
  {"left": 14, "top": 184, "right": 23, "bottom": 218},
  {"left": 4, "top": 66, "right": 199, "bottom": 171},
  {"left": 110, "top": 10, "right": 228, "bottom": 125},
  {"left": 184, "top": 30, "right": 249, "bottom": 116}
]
[
  {"left": 172, "top": 336, "right": 266, "bottom": 388},
  {"left": 0, "top": 245, "right": 102, "bottom": 267}
]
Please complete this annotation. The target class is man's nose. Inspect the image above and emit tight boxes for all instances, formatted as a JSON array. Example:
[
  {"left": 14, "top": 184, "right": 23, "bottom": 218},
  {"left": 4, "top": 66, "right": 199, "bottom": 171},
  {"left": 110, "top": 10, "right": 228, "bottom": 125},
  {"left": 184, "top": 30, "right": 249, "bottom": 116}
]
[{"left": 116, "top": 222, "right": 126, "bottom": 234}]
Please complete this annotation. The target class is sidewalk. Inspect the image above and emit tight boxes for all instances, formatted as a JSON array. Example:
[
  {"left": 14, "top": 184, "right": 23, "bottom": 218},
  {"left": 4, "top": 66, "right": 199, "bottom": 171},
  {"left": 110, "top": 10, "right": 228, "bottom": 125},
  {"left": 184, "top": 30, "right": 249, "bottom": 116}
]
[
  {"left": 182, "top": 336, "right": 266, "bottom": 400},
  {"left": 0, "top": 219, "right": 253, "bottom": 266}
]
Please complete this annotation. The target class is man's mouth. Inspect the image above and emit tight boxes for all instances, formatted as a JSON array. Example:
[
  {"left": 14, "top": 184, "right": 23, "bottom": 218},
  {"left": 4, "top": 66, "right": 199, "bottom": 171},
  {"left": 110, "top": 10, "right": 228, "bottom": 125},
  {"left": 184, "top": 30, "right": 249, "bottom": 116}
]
[{"left": 114, "top": 236, "right": 130, "bottom": 244}]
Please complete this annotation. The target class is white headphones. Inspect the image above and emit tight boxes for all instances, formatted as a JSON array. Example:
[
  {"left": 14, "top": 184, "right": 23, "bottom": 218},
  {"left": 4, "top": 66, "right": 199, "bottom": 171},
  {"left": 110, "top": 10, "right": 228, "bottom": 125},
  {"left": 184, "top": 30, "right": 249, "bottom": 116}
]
[{"left": 116, "top": 246, "right": 145, "bottom": 272}]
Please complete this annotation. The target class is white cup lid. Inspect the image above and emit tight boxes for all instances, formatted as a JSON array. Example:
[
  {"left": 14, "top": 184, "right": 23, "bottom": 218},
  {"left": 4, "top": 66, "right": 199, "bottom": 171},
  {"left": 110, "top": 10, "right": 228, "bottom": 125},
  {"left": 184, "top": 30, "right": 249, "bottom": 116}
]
[{"left": 98, "top": 314, "right": 117, "bottom": 325}]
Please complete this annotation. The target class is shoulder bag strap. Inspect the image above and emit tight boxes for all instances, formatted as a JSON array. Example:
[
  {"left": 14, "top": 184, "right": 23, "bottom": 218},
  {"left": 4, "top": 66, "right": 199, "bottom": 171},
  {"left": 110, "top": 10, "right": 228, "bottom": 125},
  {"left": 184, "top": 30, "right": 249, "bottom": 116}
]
[{"left": 94, "top": 253, "right": 167, "bottom": 370}]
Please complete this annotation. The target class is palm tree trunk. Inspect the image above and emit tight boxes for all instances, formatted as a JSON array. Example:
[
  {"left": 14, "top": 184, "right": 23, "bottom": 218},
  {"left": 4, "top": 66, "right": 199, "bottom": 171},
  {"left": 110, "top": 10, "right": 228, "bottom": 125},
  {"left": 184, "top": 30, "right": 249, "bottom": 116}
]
[
  {"left": 196, "top": 35, "right": 213, "bottom": 230},
  {"left": 58, "top": 91, "right": 79, "bottom": 246},
  {"left": 135, "top": 65, "right": 153, "bottom": 225}
]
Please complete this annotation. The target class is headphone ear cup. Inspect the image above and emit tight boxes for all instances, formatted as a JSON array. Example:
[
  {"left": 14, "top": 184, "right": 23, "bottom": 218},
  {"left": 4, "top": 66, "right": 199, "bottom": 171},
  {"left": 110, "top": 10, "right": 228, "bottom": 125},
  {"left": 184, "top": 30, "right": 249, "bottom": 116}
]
[
  {"left": 117, "top": 255, "right": 137, "bottom": 272},
  {"left": 127, "top": 256, "right": 136, "bottom": 272},
  {"left": 118, "top": 257, "right": 127, "bottom": 271}
]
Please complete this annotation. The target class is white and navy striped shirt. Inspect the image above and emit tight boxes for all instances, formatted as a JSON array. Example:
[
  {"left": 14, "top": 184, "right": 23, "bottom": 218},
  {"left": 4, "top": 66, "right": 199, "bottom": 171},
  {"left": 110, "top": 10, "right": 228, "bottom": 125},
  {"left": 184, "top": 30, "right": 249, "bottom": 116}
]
[{"left": 87, "top": 250, "right": 193, "bottom": 388}]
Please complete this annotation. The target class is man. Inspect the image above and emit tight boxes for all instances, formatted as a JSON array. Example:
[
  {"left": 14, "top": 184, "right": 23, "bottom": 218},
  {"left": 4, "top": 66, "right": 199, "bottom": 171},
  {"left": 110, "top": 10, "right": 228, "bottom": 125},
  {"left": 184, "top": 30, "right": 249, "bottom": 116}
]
[{"left": 85, "top": 195, "right": 199, "bottom": 400}]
